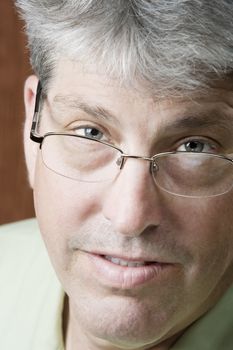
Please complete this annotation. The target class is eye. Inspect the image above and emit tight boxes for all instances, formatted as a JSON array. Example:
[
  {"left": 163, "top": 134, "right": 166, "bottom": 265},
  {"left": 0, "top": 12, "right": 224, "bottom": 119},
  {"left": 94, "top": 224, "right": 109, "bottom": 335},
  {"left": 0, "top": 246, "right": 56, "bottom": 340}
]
[
  {"left": 177, "top": 140, "right": 216, "bottom": 153},
  {"left": 74, "top": 126, "right": 104, "bottom": 141}
]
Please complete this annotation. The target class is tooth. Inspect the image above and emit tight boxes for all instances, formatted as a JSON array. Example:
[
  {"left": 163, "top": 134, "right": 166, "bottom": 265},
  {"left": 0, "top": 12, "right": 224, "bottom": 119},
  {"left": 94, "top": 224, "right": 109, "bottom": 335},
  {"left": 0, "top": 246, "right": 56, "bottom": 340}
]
[
  {"left": 104, "top": 256, "right": 146, "bottom": 267},
  {"left": 111, "top": 257, "right": 121, "bottom": 265},
  {"left": 119, "top": 259, "right": 128, "bottom": 266}
]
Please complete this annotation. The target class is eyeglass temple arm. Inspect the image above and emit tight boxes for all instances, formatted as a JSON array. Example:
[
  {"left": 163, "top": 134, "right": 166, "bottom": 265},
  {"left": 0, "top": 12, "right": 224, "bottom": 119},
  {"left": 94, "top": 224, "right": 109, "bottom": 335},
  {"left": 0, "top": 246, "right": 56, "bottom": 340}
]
[{"left": 30, "top": 81, "right": 44, "bottom": 145}]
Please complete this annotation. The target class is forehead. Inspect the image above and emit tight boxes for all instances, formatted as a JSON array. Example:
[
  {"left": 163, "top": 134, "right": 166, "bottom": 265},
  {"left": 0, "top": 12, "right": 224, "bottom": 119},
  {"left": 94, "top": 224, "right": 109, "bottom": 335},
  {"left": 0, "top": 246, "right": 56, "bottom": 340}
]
[{"left": 47, "top": 59, "right": 233, "bottom": 128}]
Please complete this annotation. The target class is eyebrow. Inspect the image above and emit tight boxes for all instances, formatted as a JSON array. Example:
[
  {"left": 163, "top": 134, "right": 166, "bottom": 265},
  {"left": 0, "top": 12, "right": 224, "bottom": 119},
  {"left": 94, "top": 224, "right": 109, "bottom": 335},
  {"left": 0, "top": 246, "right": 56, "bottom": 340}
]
[
  {"left": 166, "top": 112, "right": 233, "bottom": 133},
  {"left": 52, "top": 94, "right": 118, "bottom": 123}
]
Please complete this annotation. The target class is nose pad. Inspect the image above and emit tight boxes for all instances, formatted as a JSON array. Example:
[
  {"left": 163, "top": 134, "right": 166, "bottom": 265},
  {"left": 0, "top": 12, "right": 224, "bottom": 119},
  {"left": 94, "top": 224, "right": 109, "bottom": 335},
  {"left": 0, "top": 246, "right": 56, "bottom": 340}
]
[
  {"left": 116, "top": 156, "right": 125, "bottom": 169},
  {"left": 150, "top": 160, "right": 159, "bottom": 175}
]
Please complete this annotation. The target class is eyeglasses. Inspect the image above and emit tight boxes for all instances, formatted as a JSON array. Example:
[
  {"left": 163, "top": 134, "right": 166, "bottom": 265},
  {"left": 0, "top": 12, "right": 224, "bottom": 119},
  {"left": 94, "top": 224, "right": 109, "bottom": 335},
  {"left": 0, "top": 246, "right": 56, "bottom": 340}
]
[{"left": 30, "top": 82, "right": 233, "bottom": 198}]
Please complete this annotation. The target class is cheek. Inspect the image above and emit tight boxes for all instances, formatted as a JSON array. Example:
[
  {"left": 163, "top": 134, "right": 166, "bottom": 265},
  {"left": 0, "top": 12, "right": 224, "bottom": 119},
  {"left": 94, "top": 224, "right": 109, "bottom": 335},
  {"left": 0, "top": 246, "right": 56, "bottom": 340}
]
[
  {"left": 33, "top": 155, "right": 104, "bottom": 270},
  {"left": 168, "top": 193, "right": 233, "bottom": 242},
  {"left": 34, "top": 152, "right": 104, "bottom": 221},
  {"left": 167, "top": 194, "right": 233, "bottom": 285}
]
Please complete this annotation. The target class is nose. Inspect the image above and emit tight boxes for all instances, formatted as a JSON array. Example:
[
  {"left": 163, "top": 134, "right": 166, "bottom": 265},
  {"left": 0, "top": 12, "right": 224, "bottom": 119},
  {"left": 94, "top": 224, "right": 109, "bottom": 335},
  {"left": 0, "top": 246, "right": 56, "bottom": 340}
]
[{"left": 102, "top": 158, "right": 163, "bottom": 237}]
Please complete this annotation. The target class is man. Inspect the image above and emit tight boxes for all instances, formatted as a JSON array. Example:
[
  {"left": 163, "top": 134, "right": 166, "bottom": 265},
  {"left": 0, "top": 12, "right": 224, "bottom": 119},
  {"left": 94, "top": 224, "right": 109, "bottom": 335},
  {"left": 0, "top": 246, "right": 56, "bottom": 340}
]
[{"left": 0, "top": 0, "right": 233, "bottom": 349}]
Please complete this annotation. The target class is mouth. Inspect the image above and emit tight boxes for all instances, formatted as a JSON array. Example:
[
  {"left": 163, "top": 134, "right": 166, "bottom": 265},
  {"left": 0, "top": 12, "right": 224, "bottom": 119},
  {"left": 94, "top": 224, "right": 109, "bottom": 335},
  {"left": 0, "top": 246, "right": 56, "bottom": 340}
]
[{"left": 86, "top": 253, "right": 174, "bottom": 289}]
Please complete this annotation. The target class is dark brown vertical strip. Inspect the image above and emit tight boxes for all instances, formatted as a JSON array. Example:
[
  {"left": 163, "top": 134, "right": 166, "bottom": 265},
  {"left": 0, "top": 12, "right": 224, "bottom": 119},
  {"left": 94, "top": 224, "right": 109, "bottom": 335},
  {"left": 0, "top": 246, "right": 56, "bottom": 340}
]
[{"left": 0, "top": 0, "right": 35, "bottom": 224}]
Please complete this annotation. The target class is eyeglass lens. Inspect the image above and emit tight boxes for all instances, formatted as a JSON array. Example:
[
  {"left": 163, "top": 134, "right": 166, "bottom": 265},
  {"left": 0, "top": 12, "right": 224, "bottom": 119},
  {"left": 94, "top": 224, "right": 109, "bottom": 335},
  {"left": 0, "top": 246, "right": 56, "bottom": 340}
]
[{"left": 41, "top": 134, "right": 233, "bottom": 197}]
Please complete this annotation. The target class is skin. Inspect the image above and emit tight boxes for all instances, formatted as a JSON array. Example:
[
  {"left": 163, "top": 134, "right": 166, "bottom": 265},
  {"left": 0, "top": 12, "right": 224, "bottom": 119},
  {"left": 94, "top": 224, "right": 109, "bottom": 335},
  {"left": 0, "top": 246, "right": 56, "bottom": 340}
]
[{"left": 24, "top": 60, "right": 233, "bottom": 350}]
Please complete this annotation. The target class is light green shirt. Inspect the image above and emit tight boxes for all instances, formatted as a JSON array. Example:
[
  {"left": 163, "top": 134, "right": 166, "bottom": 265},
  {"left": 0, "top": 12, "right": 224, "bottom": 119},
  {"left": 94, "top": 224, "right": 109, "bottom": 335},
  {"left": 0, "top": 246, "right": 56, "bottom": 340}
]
[
  {"left": 0, "top": 219, "right": 232, "bottom": 349},
  {"left": 0, "top": 219, "right": 64, "bottom": 350}
]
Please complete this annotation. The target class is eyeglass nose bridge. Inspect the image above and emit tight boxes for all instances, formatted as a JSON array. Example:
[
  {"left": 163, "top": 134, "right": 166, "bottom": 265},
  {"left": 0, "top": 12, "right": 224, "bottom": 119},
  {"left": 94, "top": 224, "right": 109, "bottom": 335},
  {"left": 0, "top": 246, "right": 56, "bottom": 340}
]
[{"left": 116, "top": 154, "right": 159, "bottom": 174}]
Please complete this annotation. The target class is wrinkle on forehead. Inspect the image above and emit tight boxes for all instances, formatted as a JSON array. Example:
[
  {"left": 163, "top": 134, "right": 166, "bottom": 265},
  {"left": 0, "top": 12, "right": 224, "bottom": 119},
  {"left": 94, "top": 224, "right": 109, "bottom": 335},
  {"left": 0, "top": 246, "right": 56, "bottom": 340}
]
[{"left": 48, "top": 62, "right": 233, "bottom": 142}]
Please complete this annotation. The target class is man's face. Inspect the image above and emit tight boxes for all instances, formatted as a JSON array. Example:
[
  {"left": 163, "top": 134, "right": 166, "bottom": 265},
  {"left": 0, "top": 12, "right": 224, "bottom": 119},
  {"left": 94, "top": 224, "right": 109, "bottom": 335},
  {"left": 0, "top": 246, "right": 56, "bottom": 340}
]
[{"left": 25, "top": 61, "right": 233, "bottom": 349}]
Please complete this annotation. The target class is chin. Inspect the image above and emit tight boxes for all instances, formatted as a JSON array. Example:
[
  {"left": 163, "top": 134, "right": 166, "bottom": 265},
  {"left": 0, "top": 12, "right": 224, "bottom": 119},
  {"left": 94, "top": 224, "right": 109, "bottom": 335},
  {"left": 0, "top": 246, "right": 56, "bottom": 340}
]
[{"left": 72, "top": 295, "right": 174, "bottom": 348}]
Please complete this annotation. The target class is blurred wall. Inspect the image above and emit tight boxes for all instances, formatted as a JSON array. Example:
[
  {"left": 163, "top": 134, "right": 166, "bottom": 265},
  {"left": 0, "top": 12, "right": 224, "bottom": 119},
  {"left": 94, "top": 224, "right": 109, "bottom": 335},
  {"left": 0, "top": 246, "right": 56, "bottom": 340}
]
[{"left": 0, "top": 1, "right": 35, "bottom": 224}]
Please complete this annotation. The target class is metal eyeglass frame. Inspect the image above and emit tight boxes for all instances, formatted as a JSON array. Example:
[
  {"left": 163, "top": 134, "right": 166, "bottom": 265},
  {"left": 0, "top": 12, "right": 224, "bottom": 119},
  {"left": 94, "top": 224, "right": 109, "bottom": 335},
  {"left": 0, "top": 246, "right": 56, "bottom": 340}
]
[{"left": 30, "top": 81, "right": 233, "bottom": 195}]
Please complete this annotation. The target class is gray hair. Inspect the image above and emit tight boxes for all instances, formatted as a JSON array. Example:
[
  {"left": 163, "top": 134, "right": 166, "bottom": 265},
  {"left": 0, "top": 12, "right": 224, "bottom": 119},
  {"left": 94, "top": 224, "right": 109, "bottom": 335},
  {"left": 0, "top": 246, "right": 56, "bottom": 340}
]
[{"left": 16, "top": 0, "right": 233, "bottom": 97}]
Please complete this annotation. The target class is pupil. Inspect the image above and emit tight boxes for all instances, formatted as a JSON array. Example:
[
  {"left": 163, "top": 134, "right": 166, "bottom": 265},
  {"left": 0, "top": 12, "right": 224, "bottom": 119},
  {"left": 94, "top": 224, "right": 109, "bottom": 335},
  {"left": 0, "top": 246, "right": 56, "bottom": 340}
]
[
  {"left": 186, "top": 141, "right": 203, "bottom": 152},
  {"left": 90, "top": 129, "right": 99, "bottom": 136},
  {"left": 85, "top": 128, "right": 102, "bottom": 139}
]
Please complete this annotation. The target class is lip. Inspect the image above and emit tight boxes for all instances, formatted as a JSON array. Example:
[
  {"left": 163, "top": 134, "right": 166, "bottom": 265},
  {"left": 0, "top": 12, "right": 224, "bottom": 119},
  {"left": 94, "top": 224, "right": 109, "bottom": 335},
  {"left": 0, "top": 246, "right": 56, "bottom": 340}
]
[
  {"left": 87, "top": 250, "right": 172, "bottom": 264},
  {"left": 87, "top": 252, "right": 174, "bottom": 289}
]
